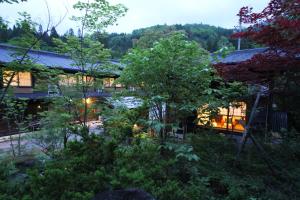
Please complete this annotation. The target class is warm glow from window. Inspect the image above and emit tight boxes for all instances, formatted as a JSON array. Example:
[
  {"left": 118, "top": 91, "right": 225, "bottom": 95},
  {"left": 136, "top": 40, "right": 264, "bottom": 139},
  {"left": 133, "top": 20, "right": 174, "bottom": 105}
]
[
  {"left": 59, "top": 75, "right": 76, "bottom": 86},
  {"left": 198, "top": 102, "right": 247, "bottom": 133},
  {"left": 82, "top": 98, "right": 92, "bottom": 105},
  {"left": 3, "top": 71, "right": 32, "bottom": 87},
  {"left": 103, "top": 78, "right": 123, "bottom": 88},
  {"left": 3, "top": 71, "right": 18, "bottom": 86},
  {"left": 79, "top": 75, "right": 94, "bottom": 85},
  {"left": 85, "top": 76, "right": 93, "bottom": 83},
  {"left": 197, "top": 105, "right": 210, "bottom": 125},
  {"left": 59, "top": 75, "right": 94, "bottom": 86},
  {"left": 18, "top": 72, "right": 32, "bottom": 86},
  {"left": 103, "top": 78, "right": 115, "bottom": 87}
]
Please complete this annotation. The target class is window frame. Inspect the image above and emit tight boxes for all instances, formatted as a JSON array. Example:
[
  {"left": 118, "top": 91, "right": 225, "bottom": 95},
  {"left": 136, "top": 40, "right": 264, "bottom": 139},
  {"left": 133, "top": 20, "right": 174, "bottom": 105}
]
[{"left": 3, "top": 71, "right": 33, "bottom": 88}]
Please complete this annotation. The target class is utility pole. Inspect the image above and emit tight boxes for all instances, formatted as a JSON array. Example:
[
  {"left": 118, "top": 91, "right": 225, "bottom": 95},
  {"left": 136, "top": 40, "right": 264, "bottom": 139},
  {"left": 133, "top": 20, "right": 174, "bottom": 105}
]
[{"left": 237, "top": 20, "right": 242, "bottom": 50}]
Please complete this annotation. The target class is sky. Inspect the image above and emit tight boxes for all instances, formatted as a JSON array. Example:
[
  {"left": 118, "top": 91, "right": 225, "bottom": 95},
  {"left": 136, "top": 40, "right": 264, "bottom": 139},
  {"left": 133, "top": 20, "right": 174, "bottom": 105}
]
[{"left": 0, "top": 0, "right": 270, "bottom": 34}]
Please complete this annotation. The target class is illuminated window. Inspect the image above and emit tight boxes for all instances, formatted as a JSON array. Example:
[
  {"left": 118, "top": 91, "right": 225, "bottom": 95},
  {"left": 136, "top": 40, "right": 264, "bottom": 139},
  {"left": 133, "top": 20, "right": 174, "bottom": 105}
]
[
  {"left": 103, "top": 78, "right": 123, "bottom": 88},
  {"left": 59, "top": 75, "right": 77, "bottom": 86},
  {"left": 3, "top": 71, "right": 32, "bottom": 87},
  {"left": 198, "top": 102, "right": 247, "bottom": 133},
  {"left": 78, "top": 75, "right": 94, "bottom": 85},
  {"left": 59, "top": 75, "right": 93, "bottom": 86},
  {"left": 18, "top": 72, "right": 32, "bottom": 86},
  {"left": 85, "top": 76, "right": 93, "bottom": 83},
  {"left": 103, "top": 78, "right": 114, "bottom": 88}
]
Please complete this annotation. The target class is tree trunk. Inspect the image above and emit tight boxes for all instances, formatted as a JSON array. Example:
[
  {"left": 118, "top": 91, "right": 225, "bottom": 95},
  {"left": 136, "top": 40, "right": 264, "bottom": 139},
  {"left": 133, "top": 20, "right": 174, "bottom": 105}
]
[
  {"left": 7, "top": 121, "right": 16, "bottom": 157},
  {"left": 158, "top": 103, "right": 164, "bottom": 143},
  {"left": 267, "top": 80, "right": 274, "bottom": 132},
  {"left": 63, "top": 129, "right": 68, "bottom": 149},
  {"left": 17, "top": 132, "right": 21, "bottom": 156}
]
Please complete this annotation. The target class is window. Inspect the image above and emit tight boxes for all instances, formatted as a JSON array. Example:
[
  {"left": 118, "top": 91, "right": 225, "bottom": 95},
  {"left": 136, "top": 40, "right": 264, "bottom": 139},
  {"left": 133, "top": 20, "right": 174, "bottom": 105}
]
[
  {"left": 18, "top": 72, "right": 32, "bottom": 86},
  {"left": 198, "top": 102, "right": 247, "bottom": 133},
  {"left": 85, "top": 76, "right": 93, "bottom": 83},
  {"left": 103, "top": 78, "right": 123, "bottom": 88},
  {"left": 3, "top": 71, "right": 32, "bottom": 87},
  {"left": 58, "top": 75, "right": 93, "bottom": 86},
  {"left": 103, "top": 78, "right": 114, "bottom": 88},
  {"left": 59, "top": 75, "right": 77, "bottom": 86}
]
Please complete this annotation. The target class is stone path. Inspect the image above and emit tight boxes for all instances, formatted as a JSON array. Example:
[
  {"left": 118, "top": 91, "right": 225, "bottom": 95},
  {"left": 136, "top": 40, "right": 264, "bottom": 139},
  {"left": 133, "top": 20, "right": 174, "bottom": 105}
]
[{"left": 0, "top": 121, "right": 103, "bottom": 156}]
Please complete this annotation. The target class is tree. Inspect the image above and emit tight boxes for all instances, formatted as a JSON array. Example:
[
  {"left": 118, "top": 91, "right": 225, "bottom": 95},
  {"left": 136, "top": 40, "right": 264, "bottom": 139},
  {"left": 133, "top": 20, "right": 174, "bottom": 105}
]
[
  {"left": 0, "top": 2, "right": 66, "bottom": 157},
  {"left": 134, "top": 26, "right": 177, "bottom": 49},
  {"left": 2, "top": 98, "right": 28, "bottom": 157},
  {"left": 50, "top": 27, "right": 59, "bottom": 38},
  {"left": 0, "top": 17, "right": 9, "bottom": 42},
  {"left": 8, "top": 12, "right": 40, "bottom": 49},
  {"left": 119, "top": 33, "right": 213, "bottom": 141},
  {"left": 107, "top": 33, "right": 132, "bottom": 58},
  {"left": 215, "top": 0, "right": 300, "bottom": 83},
  {"left": 30, "top": 98, "right": 74, "bottom": 157},
  {"left": 0, "top": 7, "right": 65, "bottom": 103},
  {"left": 52, "top": 0, "right": 127, "bottom": 133},
  {"left": 68, "top": 28, "right": 75, "bottom": 37},
  {"left": 215, "top": 0, "right": 300, "bottom": 129}
]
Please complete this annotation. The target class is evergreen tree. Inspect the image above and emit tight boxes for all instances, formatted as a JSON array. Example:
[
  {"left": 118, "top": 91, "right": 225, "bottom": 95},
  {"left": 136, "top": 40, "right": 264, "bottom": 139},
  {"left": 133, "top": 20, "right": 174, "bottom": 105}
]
[
  {"left": 0, "top": 17, "right": 9, "bottom": 42},
  {"left": 38, "top": 24, "right": 43, "bottom": 36},
  {"left": 68, "top": 28, "right": 74, "bottom": 37},
  {"left": 50, "top": 27, "right": 59, "bottom": 38}
]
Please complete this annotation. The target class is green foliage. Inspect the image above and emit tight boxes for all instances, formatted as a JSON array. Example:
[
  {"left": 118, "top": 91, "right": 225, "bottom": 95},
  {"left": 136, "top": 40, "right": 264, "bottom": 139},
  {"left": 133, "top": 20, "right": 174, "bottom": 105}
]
[
  {"left": 71, "top": 0, "right": 127, "bottom": 31},
  {"left": 119, "top": 33, "right": 214, "bottom": 138},
  {"left": 102, "top": 106, "right": 137, "bottom": 141},
  {"left": 30, "top": 98, "right": 73, "bottom": 157},
  {"left": 53, "top": 36, "right": 111, "bottom": 73},
  {"left": 97, "top": 23, "right": 258, "bottom": 57},
  {"left": 27, "top": 137, "right": 114, "bottom": 200},
  {"left": 1, "top": 131, "right": 300, "bottom": 200},
  {"left": 8, "top": 12, "right": 40, "bottom": 49},
  {"left": 1, "top": 98, "right": 29, "bottom": 157},
  {"left": 190, "top": 132, "right": 300, "bottom": 200},
  {"left": 100, "top": 102, "right": 148, "bottom": 141},
  {"left": 0, "top": 19, "right": 257, "bottom": 58}
]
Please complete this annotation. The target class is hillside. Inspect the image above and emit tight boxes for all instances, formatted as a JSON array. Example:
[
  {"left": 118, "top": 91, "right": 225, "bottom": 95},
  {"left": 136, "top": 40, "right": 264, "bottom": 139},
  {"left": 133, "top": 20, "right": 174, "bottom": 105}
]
[{"left": 0, "top": 18, "right": 258, "bottom": 58}]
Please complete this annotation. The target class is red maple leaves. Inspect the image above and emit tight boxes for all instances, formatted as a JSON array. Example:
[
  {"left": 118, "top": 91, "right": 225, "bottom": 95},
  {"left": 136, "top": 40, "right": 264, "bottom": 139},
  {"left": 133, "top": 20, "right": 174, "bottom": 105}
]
[{"left": 216, "top": 0, "right": 300, "bottom": 83}]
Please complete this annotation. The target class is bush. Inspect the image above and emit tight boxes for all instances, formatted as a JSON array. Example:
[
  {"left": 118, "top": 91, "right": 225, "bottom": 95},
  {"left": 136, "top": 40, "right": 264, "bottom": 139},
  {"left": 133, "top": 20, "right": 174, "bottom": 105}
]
[{"left": 1, "top": 130, "right": 300, "bottom": 200}]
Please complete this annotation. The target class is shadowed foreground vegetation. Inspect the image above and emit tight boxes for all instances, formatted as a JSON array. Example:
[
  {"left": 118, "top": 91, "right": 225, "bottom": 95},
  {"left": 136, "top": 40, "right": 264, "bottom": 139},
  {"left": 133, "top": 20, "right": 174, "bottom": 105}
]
[{"left": 1, "top": 129, "right": 300, "bottom": 200}]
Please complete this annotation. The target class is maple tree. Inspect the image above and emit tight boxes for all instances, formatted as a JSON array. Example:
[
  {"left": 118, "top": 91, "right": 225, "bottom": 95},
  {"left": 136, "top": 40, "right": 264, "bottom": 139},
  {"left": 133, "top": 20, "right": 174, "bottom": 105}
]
[{"left": 215, "top": 0, "right": 300, "bottom": 83}]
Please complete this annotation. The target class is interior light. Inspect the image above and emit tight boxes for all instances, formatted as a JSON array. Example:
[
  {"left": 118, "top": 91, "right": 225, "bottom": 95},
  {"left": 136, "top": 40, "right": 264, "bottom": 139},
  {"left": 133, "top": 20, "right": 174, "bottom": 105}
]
[{"left": 83, "top": 98, "right": 92, "bottom": 104}]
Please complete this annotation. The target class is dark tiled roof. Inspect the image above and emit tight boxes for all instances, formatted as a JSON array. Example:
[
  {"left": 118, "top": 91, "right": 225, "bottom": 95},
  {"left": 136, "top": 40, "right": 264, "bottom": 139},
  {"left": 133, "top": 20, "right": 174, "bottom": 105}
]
[
  {"left": 0, "top": 43, "right": 122, "bottom": 75},
  {"left": 14, "top": 91, "right": 112, "bottom": 100},
  {"left": 0, "top": 44, "right": 268, "bottom": 72},
  {"left": 86, "top": 92, "right": 111, "bottom": 98},
  {"left": 14, "top": 92, "right": 49, "bottom": 99},
  {"left": 215, "top": 48, "right": 268, "bottom": 64}
]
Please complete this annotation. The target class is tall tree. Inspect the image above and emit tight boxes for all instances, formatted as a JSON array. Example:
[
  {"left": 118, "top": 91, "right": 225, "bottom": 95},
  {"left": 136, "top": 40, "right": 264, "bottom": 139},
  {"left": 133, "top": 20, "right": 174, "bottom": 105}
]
[
  {"left": 119, "top": 33, "right": 213, "bottom": 141},
  {"left": 215, "top": 0, "right": 300, "bottom": 83},
  {"left": 8, "top": 12, "right": 40, "bottom": 48},
  {"left": 0, "top": 17, "right": 9, "bottom": 42},
  {"left": 215, "top": 0, "right": 300, "bottom": 130},
  {"left": 53, "top": 0, "right": 127, "bottom": 130},
  {"left": 50, "top": 27, "right": 59, "bottom": 39},
  {"left": 0, "top": 6, "right": 65, "bottom": 107}
]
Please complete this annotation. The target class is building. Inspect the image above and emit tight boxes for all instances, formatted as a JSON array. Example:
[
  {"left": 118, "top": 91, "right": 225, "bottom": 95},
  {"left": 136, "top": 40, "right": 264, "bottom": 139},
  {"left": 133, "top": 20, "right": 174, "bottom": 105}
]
[
  {"left": 0, "top": 44, "right": 288, "bottom": 136},
  {"left": 0, "top": 44, "right": 124, "bottom": 136},
  {"left": 197, "top": 47, "right": 288, "bottom": 134}
]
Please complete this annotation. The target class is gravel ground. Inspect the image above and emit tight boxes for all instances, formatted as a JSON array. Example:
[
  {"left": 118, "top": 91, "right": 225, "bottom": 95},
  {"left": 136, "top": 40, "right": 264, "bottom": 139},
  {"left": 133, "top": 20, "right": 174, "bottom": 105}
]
[{"left": 0, "top": 121, "right": 104, "bottom": 156}]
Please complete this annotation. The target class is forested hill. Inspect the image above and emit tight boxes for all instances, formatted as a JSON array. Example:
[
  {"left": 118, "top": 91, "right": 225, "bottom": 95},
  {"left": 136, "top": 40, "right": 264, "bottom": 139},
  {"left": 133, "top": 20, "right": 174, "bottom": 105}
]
[
  {"left": 92, "top": 24, "right": 258, "bottom": 57},
  {"left": 0, "top": 17, "right": 258, "bottom": 58}
]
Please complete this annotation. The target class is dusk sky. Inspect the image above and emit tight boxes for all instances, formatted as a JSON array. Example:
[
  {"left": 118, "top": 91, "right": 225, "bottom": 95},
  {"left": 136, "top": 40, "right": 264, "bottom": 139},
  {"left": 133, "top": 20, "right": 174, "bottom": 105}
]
[{"left": 0, "top": 0, "right": 270, "bottom": 34}]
